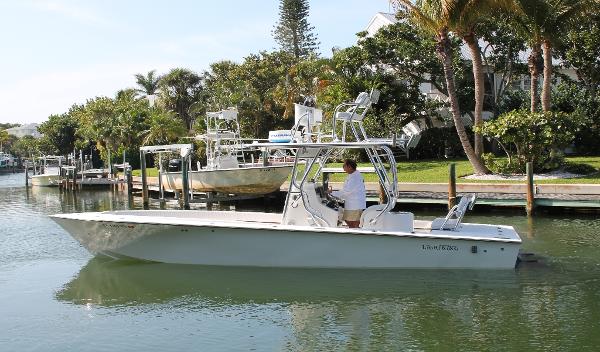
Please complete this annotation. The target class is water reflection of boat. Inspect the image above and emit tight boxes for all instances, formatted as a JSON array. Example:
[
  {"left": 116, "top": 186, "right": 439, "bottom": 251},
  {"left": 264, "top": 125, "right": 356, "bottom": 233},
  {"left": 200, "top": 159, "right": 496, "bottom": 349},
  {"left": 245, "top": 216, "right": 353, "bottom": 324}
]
[{"left": 56, "top": 257, "right": 521, "bottom": 306}]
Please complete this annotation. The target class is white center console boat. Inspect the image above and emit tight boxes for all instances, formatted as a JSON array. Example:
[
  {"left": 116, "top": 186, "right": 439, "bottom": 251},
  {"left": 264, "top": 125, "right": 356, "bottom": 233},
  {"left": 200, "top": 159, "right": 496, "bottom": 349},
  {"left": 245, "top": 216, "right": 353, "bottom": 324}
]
[{"left": 51, "top": 140, "right": 521, "bottom": 269}]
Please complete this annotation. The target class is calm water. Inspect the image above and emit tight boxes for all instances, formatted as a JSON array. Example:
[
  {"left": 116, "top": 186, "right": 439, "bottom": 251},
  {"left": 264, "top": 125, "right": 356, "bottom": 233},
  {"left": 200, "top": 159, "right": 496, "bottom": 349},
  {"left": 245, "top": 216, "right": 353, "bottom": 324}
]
[{"left": 1, "top": 172, "right": 600, "bottom": 351}]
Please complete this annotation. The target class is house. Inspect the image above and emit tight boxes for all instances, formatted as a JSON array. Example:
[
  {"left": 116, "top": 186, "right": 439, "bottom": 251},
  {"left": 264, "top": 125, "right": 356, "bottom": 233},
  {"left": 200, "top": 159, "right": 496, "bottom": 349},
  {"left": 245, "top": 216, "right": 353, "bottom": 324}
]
[{"left": 5, "top": 123, "right": 42, "bottom": 138}]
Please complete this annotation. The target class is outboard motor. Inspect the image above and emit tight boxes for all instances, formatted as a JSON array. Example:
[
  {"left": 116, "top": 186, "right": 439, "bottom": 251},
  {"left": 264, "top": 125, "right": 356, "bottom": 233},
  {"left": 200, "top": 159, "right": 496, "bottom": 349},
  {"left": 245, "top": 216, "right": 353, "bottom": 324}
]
[{"left": 168, "top": 159, "right": 182, "bottom": 172}]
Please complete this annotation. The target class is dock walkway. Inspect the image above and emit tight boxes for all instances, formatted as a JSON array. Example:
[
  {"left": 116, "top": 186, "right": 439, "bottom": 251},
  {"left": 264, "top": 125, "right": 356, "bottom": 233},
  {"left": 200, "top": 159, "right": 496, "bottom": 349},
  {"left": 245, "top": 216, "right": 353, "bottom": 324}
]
[
  {"left": 287, "top": 181, "right": 600, "bottom": 210},
  {"left": 131, "top": 176, "right": 600, "bottom": 211}
]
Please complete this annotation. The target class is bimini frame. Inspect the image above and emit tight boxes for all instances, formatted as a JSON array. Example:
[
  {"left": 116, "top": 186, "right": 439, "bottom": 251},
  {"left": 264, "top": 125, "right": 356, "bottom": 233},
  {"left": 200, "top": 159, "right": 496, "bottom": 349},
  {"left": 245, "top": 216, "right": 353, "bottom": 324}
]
[{"left": 249, "top": 141, "right": 399, "bottom": 227}]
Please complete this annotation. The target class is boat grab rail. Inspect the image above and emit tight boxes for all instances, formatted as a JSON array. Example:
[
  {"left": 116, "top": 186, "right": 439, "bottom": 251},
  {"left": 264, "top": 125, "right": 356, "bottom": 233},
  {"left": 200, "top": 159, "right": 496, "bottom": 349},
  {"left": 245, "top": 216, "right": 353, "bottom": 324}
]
[
  {"left": 364, "top": 145, "right": 398, "bottom": 225},
  {"left": 290, "top": 148, "right": 332, "bottom": 227},
  {"left": 436, "top": 194, "right": 477, "bottom": 231}
]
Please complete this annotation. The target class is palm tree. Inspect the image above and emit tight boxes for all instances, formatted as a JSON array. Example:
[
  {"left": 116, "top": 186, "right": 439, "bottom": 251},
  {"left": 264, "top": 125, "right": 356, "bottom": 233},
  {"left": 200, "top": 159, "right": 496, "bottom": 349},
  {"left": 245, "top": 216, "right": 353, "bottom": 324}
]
[
  {"left": 539, "top": 0, "right": 585, "bottom": 111},
  {"left": 513, "top": 0, "right": 584, "bottom": 112},
  {"left": 159, "top": 68, "right": 205, "bottom": 132},
  {"left": 452, "top": 0, "right": 516, "bottom": 157},
  {"left": 396, "top": 0, "right": 489, "bottom": 174},
  {"left": 134, "top": 70, "right": 161, "bottom": 96},
  {"left": 140, "top": 110, "right": 186, "bottom": 146}
]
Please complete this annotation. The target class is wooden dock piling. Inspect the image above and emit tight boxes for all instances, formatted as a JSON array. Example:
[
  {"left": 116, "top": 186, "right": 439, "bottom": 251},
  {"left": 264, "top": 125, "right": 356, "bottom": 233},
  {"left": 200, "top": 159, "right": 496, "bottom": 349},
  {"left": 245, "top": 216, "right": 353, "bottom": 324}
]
[
  {"left": 126, "top": 166, "right": 133, "bottom": 195},
  {"left": 448, "top": 163, "right": 457, "bottom": 209},
  {"left": 526, "top": 162, "right": 535, "bottom": 216},
  {"left": 140, "top": 151, "right": 149, "bottom": 209},
  {"left": 181, "top": 155, "right": 190, "bottom": 210}
]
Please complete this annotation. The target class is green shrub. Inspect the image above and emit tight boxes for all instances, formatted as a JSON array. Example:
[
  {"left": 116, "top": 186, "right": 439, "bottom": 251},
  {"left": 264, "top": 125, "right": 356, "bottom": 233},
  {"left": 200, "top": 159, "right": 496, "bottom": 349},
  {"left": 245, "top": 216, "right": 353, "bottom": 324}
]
[
  {"left": 553, "top": 82, "right": 600, "bottom": 155},
  {"left": 481, "top": 153, "right": 523, "bottom": 174},
  {"left": 563, "top": 162, "right": 598, "bottom": 175},
  {"left": 478, "top": 110, "right": 585, "bottom": 173}
]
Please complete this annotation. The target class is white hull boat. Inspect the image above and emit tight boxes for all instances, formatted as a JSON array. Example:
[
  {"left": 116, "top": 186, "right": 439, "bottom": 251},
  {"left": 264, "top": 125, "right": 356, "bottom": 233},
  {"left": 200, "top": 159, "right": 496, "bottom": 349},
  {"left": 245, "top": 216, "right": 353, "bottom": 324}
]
[
  {"left": 31, "top": 156, "right": 64, "bottom": 187},
  {"left": 148, "top": 108, "right": 293, "bottom": 196},
  {"left": 0, "top": 152, "right": 16, "bottom": 171},
  {"left": 52, "top": 209, "right": 520, "bottom": 269},
  {"left": 52, "top": 141, "right": 522, "bottom": 270},
  {"left": 31, "top": 173, "right": 60, "bottom": 187},
  {"left": 161, "top": 164, "right": 292, "bottom": 194}
]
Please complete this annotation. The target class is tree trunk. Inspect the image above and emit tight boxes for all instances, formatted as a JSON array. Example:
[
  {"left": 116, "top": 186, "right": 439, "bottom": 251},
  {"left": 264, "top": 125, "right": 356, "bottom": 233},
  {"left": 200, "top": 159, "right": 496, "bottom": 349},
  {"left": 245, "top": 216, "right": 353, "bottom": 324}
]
[
  {"left": 528, "top": 42, "right": 542, "bottom": 113},
  {"left": 463, "top": 32, "right": 485, "bottom": 157},
  {"left": 541, "top": 39, "right": 553, "bottom": 112},
  {"left": 437, "top": 31, "right": 489, "bottom": 175}
]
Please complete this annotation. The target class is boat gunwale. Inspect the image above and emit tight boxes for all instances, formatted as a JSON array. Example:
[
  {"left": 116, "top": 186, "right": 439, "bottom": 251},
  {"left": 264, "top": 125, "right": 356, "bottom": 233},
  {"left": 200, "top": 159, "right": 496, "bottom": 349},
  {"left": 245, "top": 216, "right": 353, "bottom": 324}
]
[{"left": 50, "top": 213, "right": 522, "bottom": 244}]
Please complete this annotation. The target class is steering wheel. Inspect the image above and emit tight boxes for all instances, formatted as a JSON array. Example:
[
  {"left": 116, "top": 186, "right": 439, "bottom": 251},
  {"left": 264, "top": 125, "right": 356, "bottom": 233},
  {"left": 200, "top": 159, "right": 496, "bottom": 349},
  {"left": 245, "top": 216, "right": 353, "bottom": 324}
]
[{"left": 325, "top": 191, "right": 343, "bottom": 210}]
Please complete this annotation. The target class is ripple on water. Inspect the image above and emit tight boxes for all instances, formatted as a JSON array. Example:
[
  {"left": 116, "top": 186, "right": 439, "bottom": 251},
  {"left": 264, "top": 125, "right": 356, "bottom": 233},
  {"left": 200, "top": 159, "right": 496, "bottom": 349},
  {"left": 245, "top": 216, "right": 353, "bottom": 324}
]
[{"left": 2, "top": 180, "right": 600, "bottom": 351}]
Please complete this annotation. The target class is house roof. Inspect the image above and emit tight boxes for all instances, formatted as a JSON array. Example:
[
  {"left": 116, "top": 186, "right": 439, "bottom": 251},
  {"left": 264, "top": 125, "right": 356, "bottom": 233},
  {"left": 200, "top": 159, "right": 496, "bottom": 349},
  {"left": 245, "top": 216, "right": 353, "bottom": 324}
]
[{"left": 365, "top": 12, "right": 397, "bottom": 37}]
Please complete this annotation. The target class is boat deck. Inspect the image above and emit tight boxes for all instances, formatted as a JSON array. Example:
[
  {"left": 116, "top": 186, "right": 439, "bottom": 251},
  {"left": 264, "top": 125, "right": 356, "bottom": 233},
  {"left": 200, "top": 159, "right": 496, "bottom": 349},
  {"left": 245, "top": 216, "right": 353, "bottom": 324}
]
[{"left": 53, "top": 210, "right": 520, "bottom": 243}]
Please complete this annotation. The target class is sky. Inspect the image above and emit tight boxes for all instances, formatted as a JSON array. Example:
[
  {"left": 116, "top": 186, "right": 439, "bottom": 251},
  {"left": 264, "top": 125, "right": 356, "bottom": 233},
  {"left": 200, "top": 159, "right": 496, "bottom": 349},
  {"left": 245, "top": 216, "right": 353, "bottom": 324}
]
[{"left": 0, "top": 0, "right": 393, "bottom": 124}]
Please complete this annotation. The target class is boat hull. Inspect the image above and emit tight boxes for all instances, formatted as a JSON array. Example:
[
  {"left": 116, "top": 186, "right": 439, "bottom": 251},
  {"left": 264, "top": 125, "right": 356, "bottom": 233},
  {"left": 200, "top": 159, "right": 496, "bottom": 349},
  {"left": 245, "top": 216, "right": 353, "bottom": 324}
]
[
  {"left": 51, "top": 211, "right": 520, "bottom": 269},
  {"left": 161, "top": 165, "right": 292, "bottom": 194},
  {"left": 31, "top": 174, "right": 60, "bottom": 187}
]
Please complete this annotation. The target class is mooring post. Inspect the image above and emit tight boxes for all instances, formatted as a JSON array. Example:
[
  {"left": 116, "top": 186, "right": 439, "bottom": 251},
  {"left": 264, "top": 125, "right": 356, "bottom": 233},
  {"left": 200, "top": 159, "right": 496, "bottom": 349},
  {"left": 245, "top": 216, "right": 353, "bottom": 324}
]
[
  {"left": 158, "top": 153, "right": 164, "bottom": 202},
  {"left": 58, "top": 167, "right": 64, "bottom": 191},
  {"left": 448, "top": 163, "right": 457, "bottom": 209},
  {"left": 140, "top": 150, "right": 149, "bottom": 209},
  {"left": 126, "top": 166, "right": 133, "bottom": 196},
  {"left": 25, "top": 161, "right": 29, "bottom": 186},
  {"left": 72, "top": 166, "right": 78, "bottom": 191},
  {"left": 526, "top": 161, "right": 535, "bottom": 216},
  {"left": 181, "top": 155, "right": 190, "bottom": 210}
]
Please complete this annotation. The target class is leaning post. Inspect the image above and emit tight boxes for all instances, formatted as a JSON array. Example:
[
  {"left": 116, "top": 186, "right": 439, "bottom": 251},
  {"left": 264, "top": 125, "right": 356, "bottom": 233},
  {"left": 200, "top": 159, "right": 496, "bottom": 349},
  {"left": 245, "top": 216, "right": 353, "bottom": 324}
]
[
  {"left": 448, "top": 163, "right": 457, "bottom": 209},
  {"left": 526, "top": 162, "right": 535, "bottom": 216},
  {"left": 140, "top": 150, "right": 149, "bottom": 209}
]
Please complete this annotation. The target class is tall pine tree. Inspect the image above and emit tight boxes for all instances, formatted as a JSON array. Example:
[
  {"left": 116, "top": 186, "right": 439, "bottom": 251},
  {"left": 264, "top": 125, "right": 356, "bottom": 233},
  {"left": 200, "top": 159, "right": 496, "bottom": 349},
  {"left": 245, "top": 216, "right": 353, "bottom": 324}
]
[{"left": 272, "top": 0, "right": 319, "bottom": 59}]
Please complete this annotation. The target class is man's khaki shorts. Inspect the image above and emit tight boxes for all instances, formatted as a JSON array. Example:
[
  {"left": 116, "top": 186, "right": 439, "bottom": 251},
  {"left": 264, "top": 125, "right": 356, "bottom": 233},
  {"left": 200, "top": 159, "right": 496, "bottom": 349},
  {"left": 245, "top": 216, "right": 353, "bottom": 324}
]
[{"left": 342, "top": 209, "right": 363, "bottom": 222}]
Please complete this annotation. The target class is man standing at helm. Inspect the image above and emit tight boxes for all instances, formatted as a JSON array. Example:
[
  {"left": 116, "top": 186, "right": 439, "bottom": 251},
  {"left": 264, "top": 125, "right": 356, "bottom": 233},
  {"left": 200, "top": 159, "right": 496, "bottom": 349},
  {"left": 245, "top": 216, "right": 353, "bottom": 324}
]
[{"left": 328, "top": 159, "right": 366, "bottom": 228}]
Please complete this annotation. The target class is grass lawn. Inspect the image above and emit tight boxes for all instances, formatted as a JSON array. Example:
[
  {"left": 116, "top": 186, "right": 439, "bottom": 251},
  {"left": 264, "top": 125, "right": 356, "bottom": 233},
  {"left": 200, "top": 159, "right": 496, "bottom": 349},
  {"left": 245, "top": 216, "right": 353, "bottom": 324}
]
[
  {"left": 132, "top": 156, "right": 600, "bottom": 184},
  {"left": 132, "top": 168, "right": 158, "bottom": 177}
]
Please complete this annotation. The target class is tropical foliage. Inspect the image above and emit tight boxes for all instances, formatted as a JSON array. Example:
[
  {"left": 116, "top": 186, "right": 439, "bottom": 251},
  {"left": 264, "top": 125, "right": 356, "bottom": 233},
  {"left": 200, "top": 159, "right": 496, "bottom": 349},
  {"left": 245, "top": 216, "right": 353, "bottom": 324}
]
[
  {"left": 7, "top": 0, "right": 600, "bottom": 174},
  {"left": 479, "top": 110, "right": 586, "bottom": 172},
  {"left": 159, "top": 68, "right": 205, "bottom": 132},
  {"left": 134, "top": 70, "right": 161, "bottom": 96}
]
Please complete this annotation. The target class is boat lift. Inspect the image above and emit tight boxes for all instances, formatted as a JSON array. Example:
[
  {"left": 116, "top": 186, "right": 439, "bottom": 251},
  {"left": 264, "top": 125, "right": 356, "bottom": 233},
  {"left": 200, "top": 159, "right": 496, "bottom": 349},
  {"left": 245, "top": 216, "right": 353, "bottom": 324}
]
[{"left": 139, "top": 144, "right": 194, "bottom": 209}]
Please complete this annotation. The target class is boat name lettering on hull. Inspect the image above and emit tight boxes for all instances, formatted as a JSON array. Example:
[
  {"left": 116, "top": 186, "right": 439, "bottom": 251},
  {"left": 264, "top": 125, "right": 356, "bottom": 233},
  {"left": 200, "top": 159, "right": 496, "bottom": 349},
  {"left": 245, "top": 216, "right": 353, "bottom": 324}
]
[
  {"left": 102, "top": 223, "right": 135, "bottom": 229},
  {"left": 422, "top": 244, "right": 459, "bottom": 251}
]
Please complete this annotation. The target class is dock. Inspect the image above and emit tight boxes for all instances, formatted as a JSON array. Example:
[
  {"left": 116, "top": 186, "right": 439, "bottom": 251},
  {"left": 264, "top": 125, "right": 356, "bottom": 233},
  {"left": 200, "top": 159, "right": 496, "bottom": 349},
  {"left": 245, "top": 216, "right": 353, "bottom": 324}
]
[{"left": 130, "top": 176, "right": 600, "bottom": 212}]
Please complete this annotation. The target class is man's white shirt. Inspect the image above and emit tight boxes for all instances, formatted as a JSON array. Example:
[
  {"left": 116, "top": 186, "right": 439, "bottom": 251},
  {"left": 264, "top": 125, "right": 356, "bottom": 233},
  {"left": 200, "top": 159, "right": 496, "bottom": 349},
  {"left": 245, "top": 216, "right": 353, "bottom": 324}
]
[{"left": 332, "top": 170, "right": 366, "bottom": 210}]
